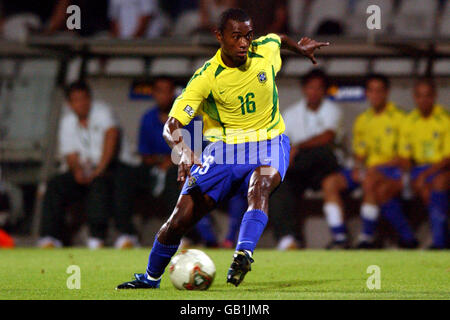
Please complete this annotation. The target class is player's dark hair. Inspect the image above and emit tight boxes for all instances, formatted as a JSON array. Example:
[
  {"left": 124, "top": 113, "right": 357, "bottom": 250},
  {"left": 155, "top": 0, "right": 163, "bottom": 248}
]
[
  {"left": 153, "top": 75, "right": 175, "bottom": 87},
  {"left": 218, "top": 8, "right": 251, "bottom": 34},
  {"left": 414, "top": 77, "right": 436, "bottom": 93},
  {"left": 65, "top": 81, "right": 91, "bottom": 99},
  {"left": 301, "top": 69, "right": 330, "bottom": 89},
  {"left": 365, "top": 73, "right": 390, "bottom": 90}
]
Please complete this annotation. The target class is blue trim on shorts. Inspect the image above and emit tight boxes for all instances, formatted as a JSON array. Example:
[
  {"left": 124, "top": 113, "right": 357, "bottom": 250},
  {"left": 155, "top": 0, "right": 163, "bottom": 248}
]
[
  {"left": 341, "top": 165, "right": 402, "bottom": 192},
  {"left": 411, "top": 164, "right": 440, "bottom": 184}
]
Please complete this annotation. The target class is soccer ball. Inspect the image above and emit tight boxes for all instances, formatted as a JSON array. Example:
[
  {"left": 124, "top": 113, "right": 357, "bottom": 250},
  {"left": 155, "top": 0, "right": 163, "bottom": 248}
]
[{"left": 168, "top": 249, "right": 216, "bottom": 290}]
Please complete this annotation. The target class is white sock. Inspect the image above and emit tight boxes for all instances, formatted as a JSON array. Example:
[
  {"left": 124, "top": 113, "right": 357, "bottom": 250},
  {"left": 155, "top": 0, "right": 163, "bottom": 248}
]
[
  {"left": 277, "top": 235, "right": 298, "bottom": 250},
  {"left": 146, "top": 273, "right": 161, "bottom": 281},
  {"left": 324, "top": 202, "right": 344, "bottom": 227},
  {"left": 324, "top": 202, "right": 347, "bottom": 241},
  {"left": 360, "top": 203, "right": 379, "bottom": 221}
]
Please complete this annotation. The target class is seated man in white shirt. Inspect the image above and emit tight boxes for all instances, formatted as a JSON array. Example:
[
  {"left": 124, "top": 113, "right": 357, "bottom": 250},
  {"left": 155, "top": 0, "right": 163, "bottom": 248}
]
[
  {"left": 270, "top": 69, "right": 343, "bottom": 249},
  {"left": 109, "top": 0, "right": 165, "bottom": 39},
  {"left": 38, "top": 81, "right": 140, "bottom": 249}
]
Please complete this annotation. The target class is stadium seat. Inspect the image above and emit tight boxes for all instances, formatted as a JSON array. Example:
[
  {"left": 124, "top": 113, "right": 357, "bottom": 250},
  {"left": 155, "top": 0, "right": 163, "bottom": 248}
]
[
  {"left": 105, "top": 59, "right": 145, "bottom": 76},
  {"left": 373, "top": 59, "right": 414, "bottom": 75},
  {"left": 87, "top": 59, "right": 101, "bottom": 75},
  {"left": 173, "top": 10, "right": 201, "bottom": 36},
  {"left": 417, "top": 59, "right": 428, "bottom": 75},
  {"left": 439, "top": 1, "right": 450, "bottom": 37},
  {"left": 327, "top": 59, "right": 368, "bottom": 76},
  {"left": 283, "top": 58, "right": 317, "bottom": 76},
  {"left": 433, "top": 59, "right": 450, "bottom": 76},
  {"left": 346, "top": 0, "right": 394, "bottom": 36},
  {"left": 287, "top": 0, "right": 307, "bottom": 34},
  {"left": 394, "top": 0, "right": 438, "bottom": 38},
  {"left": 151, "top": 58, "right": 190, "bottom": 76},
  {"left": 66, "top": 58, "right": 82, "bottom": 83},
  {"left": 0, "top": 59, "right": 16, "bottom": 77},
  {"left": 19, "top": 59, "right": 58, "bottom": 77},
  {"left": 4, "top": 60, "right": 56, "bottom": 142},
  {"left": 305, "top": 0, "right": 348, "bottom": 35}
]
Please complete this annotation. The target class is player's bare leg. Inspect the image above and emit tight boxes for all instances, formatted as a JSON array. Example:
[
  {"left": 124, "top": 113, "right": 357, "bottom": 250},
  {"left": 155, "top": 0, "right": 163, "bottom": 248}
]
[
  {"left": 157, "top": 192, "right": 215, "bottom": 245},
  {"left": 116, "top": 192, "right": 215, "bottom": 289},
  {"left": 227, "top": 166, "right": 281, "bottom": 287},
  {"left": 322, "top": 173, "right": 350, "bottom": 248},
  {"left": 363, "top": 169, "right": 417, "bottom": 248}
]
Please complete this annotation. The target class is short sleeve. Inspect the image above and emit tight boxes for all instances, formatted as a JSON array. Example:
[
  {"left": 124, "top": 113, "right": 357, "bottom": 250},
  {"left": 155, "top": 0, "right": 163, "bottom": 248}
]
[
  {"left": 95, "top": 103, "right": 118, "bottom": 130},
  {"left": 169, "top": 64, "right": 211, "bottom": 125},
  {"left": 251, "top": 33, "right": 282, "bottom": 74},
  {"left": 352, "top": 115, "right": 367, "bottom": 157},
  {"left": 58, "top": 116, "right": 80, "bottom": 156},
  {"left": 322, "top": 102, "right": 342, "bottom": 132}
]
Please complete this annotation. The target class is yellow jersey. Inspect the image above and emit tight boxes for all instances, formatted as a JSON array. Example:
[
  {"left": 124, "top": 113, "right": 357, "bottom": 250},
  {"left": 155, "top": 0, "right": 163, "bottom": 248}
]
[
  {"left": 399, "top": 104, "right": 450, "bottom": 165},
  {"left": 352, "top": 102, "right": 404, "bottom": 167},
  {"left": 169, "top": 33, "right": 285, "bottom": 144}
]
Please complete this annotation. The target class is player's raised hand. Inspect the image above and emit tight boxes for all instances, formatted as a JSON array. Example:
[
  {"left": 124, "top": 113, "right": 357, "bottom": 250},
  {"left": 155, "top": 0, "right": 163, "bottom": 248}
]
[{"left": 298, "top": 37, "right": 330, "bottom": 65}]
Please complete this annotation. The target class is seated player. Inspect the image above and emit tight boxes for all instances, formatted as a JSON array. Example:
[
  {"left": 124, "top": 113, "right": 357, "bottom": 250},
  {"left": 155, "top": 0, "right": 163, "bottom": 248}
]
[
  {"left": 117, "top": 8, "right": 328, "bottom": 289},
  {"left": 399, "top": 78, "right": 449, "bottom": 249},
  {"left": 322, "top": 74, "right": 418, "bottom": 249},
  {"left": 38, "top": 81, "right": 140, "bottom": 249},
  {"left": 270, "top": 69, "right": 342, "bottom": 250}
]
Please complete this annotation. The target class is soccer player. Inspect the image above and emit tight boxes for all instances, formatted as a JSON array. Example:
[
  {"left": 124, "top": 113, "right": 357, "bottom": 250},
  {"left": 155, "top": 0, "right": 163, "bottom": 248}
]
[
  {"left": 321, "top": 74, "right": 418, "bottom": 249},
  {"left": 399, "top": 78, "right": 449, "bottom": 249},
  {"left": 117, "top": 8, "right": 328, "bottom": 289}
]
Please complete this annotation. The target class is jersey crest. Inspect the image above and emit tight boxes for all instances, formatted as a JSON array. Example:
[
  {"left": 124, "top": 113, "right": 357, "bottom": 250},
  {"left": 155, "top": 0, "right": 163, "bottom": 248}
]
[{"left": 257, "top": 71, "right": 267, "bottom": 83}]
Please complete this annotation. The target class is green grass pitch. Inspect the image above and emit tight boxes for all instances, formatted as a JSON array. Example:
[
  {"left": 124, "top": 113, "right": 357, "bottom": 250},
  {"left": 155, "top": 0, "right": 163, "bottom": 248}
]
[{"left": 1, "top": 248, "right": 449, "bottom": 300}]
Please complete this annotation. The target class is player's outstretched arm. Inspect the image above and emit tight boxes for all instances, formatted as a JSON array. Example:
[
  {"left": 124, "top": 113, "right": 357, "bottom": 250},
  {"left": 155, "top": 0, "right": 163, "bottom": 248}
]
[
  {"left": 163, "top": 117, "right": 202, "bottom": 182},
  {"left": 278, "top": 34, "right": 329, "bottom": 65}
]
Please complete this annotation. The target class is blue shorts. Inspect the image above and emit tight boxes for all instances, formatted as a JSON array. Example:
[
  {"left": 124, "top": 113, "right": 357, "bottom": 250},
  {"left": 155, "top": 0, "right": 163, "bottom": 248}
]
[
  {"left": 410, "top": 164, "right": 440, "bottom": 184},
  {"left": 181, "top": 134, "right": 291, "bottom": 204},
  {"left": 341, "top": 166, "right": 402, "bottom": 192}
]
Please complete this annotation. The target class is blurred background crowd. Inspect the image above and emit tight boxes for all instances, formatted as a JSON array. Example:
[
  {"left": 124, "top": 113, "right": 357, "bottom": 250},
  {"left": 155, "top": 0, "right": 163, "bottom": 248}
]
[
  {"left": 0, "top": 0, "right": 449, "bottom": 39},
  {"left": 0, "top": 0, "right": 448, "bottom": 250}
]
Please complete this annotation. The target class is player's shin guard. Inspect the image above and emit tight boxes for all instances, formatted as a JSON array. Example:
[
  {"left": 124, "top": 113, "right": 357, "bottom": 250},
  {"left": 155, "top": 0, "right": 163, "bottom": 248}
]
[
  {"left": 145, "top": 237, "right": 179, "bottom": 279},
  {"left": 235, "top": 209, "right": 268, "bottom": 253},
  {"left": 381, "top": 198, "right": 416, "bottom": 243},
  {"left": 428, "top": 191, "right": 448, "bottom": 248}
]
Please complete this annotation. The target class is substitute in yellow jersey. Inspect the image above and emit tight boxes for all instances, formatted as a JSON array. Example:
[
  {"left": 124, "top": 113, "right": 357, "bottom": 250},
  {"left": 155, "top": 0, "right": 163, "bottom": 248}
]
[
  {"left": 113, "top": 8, "right": 332, "bottom": 290},
  {"left": 353, "top": 101, "right": 404, "bottom": 168},
  {"left": 398, "top": 79, "right": 449, "bottom": 249},
  {"left": 321, "top": 74, "right": 417, "bottom": 249}
]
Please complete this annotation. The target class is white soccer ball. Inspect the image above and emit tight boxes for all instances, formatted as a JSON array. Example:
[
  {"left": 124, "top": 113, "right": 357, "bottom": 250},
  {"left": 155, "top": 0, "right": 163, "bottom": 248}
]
[{"left": 168, "top": 249, "right": 216, "bottom": 290}]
